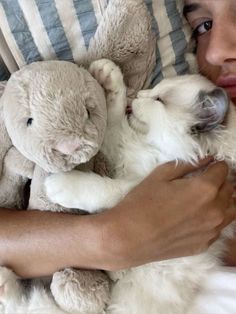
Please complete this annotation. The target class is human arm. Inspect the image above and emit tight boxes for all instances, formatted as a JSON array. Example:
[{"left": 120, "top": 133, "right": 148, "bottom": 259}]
[{"left": 0, "top": 158, "right": 234, "bottom": 278}]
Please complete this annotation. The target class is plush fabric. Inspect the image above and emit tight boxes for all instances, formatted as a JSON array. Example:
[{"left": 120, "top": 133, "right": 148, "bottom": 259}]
[
  {"left": 0, "top": 0, "right": 196, "bottom": 87},
  {"left": 0, "top": 3, "right": 157, "bottom": 310},
  {"left": 0, "top": 60, "right": 111, "bottom": 314}
]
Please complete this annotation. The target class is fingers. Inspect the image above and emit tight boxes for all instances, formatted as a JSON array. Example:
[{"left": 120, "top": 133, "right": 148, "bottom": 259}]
[
  {"left": 218, "top": 181, "right": 234, "bottom": 208},
  {"left": 222, "top": 205, "right": 236, "bottom": 228},
  {"left": 218, "top": 197, "right": 236, "bottom": 230},
  {"left": 153, "top": 156, "right": 214, "bottom": 181},
  {"left": 213, "top": 210, "right": 236, "bottom": 241},
  {"left": 208, "top": 183, "right": 236, "bottom": 238},
  {"left": 199, "top": 160, "right": 229, "bottom": 189},
  {"left": 205, "top": 200, "right": 236, "bottom": 247}
]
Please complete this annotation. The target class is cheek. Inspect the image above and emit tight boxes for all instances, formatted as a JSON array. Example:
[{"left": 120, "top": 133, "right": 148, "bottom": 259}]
[{"left": 196, "top": 41, "right": 220, "bottom": 84}]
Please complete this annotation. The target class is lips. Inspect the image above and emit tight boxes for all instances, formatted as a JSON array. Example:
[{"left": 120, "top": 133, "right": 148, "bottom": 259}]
[{"left": 216, "top": 76, "right": 236, "bottom": 98}]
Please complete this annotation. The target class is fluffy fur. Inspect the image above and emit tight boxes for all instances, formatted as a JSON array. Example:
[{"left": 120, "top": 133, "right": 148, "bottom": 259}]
[
  {"left": 0, "top": 61, "right": 110, "bottom": 314},
  {"left": 45, "top": 59, "right": 236, "bottom": 314},
  {"left": 0, "top": 0, "right": 157, "bottom": 310}
]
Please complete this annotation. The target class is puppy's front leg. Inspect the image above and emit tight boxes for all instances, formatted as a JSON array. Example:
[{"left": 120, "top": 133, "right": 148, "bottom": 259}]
[
  {"left": 89, "top": 59, "right": 127, "bottom": 126},
  {"left": 45, "top": 170, "right": 136, "bottom": 213}
]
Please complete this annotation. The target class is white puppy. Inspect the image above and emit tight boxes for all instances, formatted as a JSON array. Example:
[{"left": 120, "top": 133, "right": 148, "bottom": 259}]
[{"left": 4, "top": 59, "right": 236, "bottom": 314}]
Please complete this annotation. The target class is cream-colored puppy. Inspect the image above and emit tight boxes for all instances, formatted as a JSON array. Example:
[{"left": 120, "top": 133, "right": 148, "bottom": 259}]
[{"left": 48, "top": 59, "right": 236, "bottom": 314}]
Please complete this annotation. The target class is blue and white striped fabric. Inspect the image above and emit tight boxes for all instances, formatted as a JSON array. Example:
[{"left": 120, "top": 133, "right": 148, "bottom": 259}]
[
  {"left": 0, "top": 0, "right": 194, "bottom": 86},
  {"left": 0, "top": 0, "right": 107, "bottom": 65},
  {"left": 145, "top": 0, "right": 193, "bottom": 86}
]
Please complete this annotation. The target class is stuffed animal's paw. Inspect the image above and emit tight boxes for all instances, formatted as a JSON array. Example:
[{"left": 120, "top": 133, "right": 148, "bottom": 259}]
[
  {"left": 0, "top": 267, "right": 19, "bottom": 302},
  {"left": 51, "top": 268, "right": 110, "bottom": 314},
  {"left": 89, "top": 59, "right": 124, "bottom": 93},
  {"left": 4, "top": 147, "right": 35, "bottom": 179}
]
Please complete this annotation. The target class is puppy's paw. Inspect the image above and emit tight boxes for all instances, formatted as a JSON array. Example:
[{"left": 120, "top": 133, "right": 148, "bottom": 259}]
[
  {"left": 51, "top": 268, "right": 110, "bottom": 314},
  {"left": 89, "top": 59, "right": 124, "bottom": 93},
  {"left": 44, "top": 172, "right": 76, "bottom": 208}
]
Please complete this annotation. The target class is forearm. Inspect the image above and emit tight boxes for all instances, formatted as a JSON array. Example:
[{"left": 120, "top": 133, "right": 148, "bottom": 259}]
[
  {"left": 0, "top": 160, "right": 234, "bottom": 278},
  {"left": 0, "top": 208, "right": 106, "bottom": 278}
]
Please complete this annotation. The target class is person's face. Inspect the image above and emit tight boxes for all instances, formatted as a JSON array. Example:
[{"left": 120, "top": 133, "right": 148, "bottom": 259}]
[{"left": 184, "top": 0, "right": 236, "bottom": 105}]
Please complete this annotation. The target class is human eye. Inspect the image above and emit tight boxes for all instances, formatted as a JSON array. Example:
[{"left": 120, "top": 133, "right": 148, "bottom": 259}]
[{"left": 192, "top": 20, "right": 212, "bottom": 38}]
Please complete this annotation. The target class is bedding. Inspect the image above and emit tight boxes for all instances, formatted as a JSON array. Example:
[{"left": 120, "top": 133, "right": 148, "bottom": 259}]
[{"left": 0, "top": 0, "right": 196, "bottom": 88}]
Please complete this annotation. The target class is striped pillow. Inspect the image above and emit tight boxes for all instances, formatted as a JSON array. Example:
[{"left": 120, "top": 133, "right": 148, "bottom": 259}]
[
  {"left": 146, "top": 0, "right": 196, "bottom": 87},
  {"left": 0, "top": 0, "right": 108, "bottom": 66},
  {"left": 0, "top": 0, "right": 195, "bottom": 87}
]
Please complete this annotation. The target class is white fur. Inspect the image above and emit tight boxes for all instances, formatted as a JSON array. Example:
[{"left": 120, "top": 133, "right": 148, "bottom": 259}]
[
  {"left": 45, "top": 59, "right": 236, "bottom": 314},
  {"left": 0, "top": 267, "right": 66, "bottom": 314},
  {"left": 0, "top": 266, "right": 109, "bottom": 314}
]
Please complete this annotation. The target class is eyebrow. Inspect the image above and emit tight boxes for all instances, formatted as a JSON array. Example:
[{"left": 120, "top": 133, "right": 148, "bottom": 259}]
[{"left": 183, "top": 3, "right": 200, "bottom": 16}]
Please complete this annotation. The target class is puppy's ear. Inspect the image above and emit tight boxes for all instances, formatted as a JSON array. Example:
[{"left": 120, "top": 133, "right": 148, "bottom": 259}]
[{"left": 195, "top": 88, "right": 229, "bottom": 133}]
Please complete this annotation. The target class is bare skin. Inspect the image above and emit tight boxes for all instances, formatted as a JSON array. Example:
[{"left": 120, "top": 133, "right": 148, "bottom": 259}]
[
  {"left": 0, "top": 1, "right": 236, "bottom": 278},
  {"left": 184, "top": 0, "right": 236, "bottom": 103},
  {"left": 0, "top": 158, "right": 234, "bottom": 278},
  {"left": 184, "top": 0, "right": 236, "bottom": 265}
]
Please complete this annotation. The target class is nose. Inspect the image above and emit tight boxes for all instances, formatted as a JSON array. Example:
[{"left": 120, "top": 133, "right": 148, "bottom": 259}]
[
  {"left": 54, "top": 138, "right": 82, "bottom": 155},
  {"left": 205, "top": 18, "right": 236, "bottom": 67}
]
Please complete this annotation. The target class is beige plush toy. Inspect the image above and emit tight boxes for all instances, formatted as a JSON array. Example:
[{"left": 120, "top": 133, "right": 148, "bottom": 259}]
[
  {"left": 0, "top": 1, "right": 157, "bottom": 311},
  {"left": 0, "top": 60, "right": 110, "bottom": 314}
]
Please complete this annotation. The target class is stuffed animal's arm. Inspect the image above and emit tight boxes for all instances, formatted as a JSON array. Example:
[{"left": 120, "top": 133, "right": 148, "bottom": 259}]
[
  {"left": 45, "top": 170, "right": 136, "bottom": 213},
  {"left": 4, "top": 147, "right": 35, "bottom": 179}
]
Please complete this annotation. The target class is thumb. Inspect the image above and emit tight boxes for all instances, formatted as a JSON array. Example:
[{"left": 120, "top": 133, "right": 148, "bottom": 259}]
[
  {"left": 153, "top": 156, "right": 214, "bottom": 181},
  {"left": 217, "top": 198, "right": 236, "bottom": 231}
]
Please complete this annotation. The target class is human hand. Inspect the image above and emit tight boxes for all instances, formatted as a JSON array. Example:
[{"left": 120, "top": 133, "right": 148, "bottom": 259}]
[
  {"left": 97, "top": 157, "right": 235, "bottom": 270},
  {"left": 0, "top": 158, "right": 233, "bottom": 277}
]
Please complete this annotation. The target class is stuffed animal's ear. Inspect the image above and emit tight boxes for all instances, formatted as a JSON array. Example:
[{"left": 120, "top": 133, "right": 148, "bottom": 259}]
[{"left": 194, "top": 88, "right": 229, "bottom": 133}]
